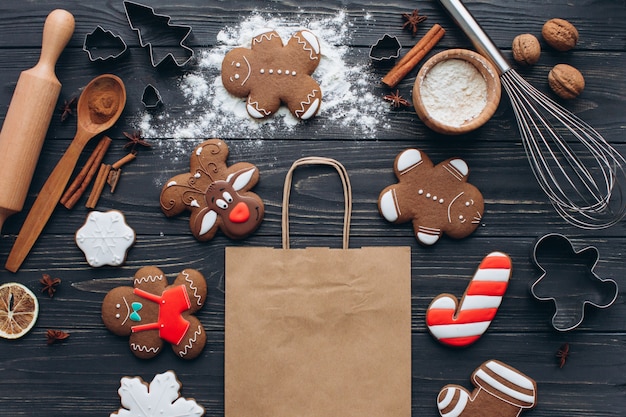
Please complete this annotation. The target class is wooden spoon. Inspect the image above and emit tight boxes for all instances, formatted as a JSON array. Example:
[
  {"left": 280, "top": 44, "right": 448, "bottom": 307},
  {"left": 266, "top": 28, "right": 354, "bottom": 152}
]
[{"left": 5, "top": 74, "right": 126, "bottom": 272}]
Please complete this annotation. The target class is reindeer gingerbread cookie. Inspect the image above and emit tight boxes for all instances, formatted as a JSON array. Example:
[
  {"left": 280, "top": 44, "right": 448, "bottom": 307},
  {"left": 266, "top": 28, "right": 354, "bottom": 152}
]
[
  {"left": 102, "top": 266, "right": 207, "bottom": 360},
  {"left": 378, "top": 149, "right": 484, "bottom": 245},
  {"left": 221, "top": 28, "right": 322, "bottom": 120},
  {"left": 160, "top": 139, "right": 264, "bottom": 241}
]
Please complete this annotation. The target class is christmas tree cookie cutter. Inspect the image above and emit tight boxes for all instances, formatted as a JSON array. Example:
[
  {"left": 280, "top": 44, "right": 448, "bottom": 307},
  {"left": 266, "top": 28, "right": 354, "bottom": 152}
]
[
  {"left": 530, "top": 233, "right": 618, "bottom": 331},
  {"left": 123, "top": 0, "right": 194, "bottom": 67}
]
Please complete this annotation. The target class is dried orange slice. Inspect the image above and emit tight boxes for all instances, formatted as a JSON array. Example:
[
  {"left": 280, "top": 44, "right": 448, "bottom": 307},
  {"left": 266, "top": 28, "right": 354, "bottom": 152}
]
[{"left": 0, "top": 282, "right": 39, "bottom": 339}]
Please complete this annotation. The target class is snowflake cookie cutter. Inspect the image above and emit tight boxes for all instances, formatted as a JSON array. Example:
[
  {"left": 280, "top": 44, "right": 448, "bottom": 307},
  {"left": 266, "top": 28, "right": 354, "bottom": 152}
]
[
  {"left": 83, "top": 26, "right": 128, "bottom": 61},
  {"left": 123, "top": 0, "right": 194, "bottom": 68},
  {"left": 75, "top": 210, "right": 135, "bottom": 267},
  {"left": 530, "top": 233, "right": 618, "bottom": 331},
  {"left": 369, "top": 34, "right": 402, "bottom": 61},
  {"left": 111, "top": 370, "right": 204, "bottom": 417}
]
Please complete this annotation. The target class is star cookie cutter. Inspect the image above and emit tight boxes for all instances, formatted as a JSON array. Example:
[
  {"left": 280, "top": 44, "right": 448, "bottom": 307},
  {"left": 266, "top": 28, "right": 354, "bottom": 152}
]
[
  {"left": 83, "top": 26, "right": 128, "bottom": 61},
  {"left": 369, "top": 34, "right": 402, "bottom": 61},
  {"left": 123, "top": 0, "right": 194, "bottom": 68},
  {"left": 530, "top": 233, "right": 618, "bottom": 331}
]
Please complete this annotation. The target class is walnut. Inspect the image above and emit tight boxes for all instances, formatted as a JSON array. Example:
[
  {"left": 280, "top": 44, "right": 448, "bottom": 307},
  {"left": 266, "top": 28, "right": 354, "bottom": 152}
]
[
  {"left": 548, "top": 64, "right": 585, "bottom": 99},
  {"left": 542, "top": 18, "right": 578, "bottom": 51},
  {"left": 512, "top": 34, "right": 541, "bottom": 65}
]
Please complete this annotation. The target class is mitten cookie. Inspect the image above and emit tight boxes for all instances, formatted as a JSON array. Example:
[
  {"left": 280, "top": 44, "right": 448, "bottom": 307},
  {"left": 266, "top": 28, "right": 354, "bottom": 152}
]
[
  {"left": 160, "top": 139, "right": 264, "bottom": 241},
  {"left": 426, "top": 252, "right": 512, "bottom": 347},
  {"left": 437, "top": 360, "right": 537, "bottom": 417},
  {"left": 378, "top": 148, "right": 484, "bottom": 245},
  {"left": 102, "top": 266, "right": 207, "bottom": 360},
  {"left": 221, "top": 29, "right": 322, "bottom": 120}
]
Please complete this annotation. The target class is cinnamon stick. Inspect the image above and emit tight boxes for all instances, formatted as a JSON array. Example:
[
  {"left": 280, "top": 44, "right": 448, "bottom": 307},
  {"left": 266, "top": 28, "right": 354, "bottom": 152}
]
[
  {"left": 382, "top": 24, "right": 445, "bottom": 88},
  {"left": 60, "top": 136, "right": 111, "bottom": 209},
  {"left": 85, "top": 163, "right": 111, "bottom": 209}
]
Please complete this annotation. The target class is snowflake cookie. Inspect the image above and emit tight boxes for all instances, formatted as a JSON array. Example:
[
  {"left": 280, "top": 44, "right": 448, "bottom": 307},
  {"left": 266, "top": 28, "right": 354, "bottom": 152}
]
[
  {"left": 76, "top": 210, "right": 135, "bottom": 267},
  {"left": 102, "top": 266, "right": 207, "bottom": 360},
  {"left": 111, "top": 370, "right": 204, "bottom": 417}
]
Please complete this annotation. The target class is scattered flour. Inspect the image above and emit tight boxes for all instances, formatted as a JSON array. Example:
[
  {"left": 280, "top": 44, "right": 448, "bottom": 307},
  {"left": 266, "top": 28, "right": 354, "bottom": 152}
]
[
  {"left": 420, "top": 59, "right": 487, "bottom": 127},
  {"left": 136, "top": 10, "right": 390, "bottom": 157}
]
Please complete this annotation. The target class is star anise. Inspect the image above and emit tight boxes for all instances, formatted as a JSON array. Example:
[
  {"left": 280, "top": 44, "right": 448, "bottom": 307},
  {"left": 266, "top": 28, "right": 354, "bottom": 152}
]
[
  {"left": 383, "top": 90, "right": 411, "bottom": 108},
  {"left": 59, "top": 96, "right": 77, "bottom": 122},
  {"left": 402, "top": 9, "right": 428, "bottom": 37},
  {"left": 122, "top": 130, "right": 152, "bottom": 152},
  {"left": 40, "top": 273, "right": 61, "bottom": 298},
  {"left": 556, "top": 342, "right": 570, "bottom": 368},
  {"left": 46, "top": 329, "right": 70, "bottom": 345}
]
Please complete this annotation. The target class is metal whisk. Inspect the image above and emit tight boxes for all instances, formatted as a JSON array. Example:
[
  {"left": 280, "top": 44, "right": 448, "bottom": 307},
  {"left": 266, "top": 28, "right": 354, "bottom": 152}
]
[{"left": 439, "top": 0, "right": 626, "bottom": 229}]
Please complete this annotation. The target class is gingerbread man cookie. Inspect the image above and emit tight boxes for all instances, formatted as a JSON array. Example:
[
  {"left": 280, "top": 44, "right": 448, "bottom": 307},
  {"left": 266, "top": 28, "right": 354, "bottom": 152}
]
[
  {"left": 378, "top": 148, "right": 484, "bottom": 245},
  {"left": 437, "top": 360, "right": 537, "bottom": 417},
  {"left": 221, "top": 28, "right": 322, "bottom": 120},
  {"left": 160, "top": 139, "right": 264, "bottom": 241},
  {"left": 102, "top": 266, "right": 207, "bottom": 360}
]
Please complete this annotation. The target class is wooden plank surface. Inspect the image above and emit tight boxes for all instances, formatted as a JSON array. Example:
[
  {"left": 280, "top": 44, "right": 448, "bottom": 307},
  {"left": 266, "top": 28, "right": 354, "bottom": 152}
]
[{"left": 0, "top": 1, "right": 625, "bottom": 416}]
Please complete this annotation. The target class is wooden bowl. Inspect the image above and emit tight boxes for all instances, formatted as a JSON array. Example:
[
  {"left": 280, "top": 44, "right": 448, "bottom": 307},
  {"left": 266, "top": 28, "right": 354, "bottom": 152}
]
[{"left": 413, "top": 49, "right": 501, "bottom": 135}]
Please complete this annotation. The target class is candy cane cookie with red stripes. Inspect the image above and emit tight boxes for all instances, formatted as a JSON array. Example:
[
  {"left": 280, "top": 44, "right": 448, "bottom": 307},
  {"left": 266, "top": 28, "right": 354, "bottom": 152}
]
[{"left": 426, "top": 251, "right": 512, "bottom": 347}]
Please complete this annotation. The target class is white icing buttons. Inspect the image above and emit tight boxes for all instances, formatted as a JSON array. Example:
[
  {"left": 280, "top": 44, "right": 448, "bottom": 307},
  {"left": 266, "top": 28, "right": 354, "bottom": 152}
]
[{"left": 75, "top": 210, "right": 136, "bottom": 267}]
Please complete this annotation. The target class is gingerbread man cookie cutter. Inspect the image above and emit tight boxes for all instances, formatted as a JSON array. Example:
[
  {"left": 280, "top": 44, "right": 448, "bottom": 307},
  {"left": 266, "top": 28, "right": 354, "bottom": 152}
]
[{"left": 530, "top": 233, "right": 618, "bottom": 331}]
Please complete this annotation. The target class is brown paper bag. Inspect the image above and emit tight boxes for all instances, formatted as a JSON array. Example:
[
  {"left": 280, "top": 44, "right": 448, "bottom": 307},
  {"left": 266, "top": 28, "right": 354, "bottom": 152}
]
[{"left": 225, "top": 157, "right": 411, "bottom": 417}]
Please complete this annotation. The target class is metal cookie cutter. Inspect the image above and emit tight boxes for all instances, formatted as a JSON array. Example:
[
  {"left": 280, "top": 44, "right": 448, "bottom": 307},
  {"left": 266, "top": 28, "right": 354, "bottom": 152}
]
[
  {"left": 123, "top": 0, "right": 194, "bottom": 68},
  {"left": 530, "top": 233, "right": 618, "bottom": 331},
  {"left": 369, "top": 34, "right": 402, "bottom": 62},
  {"left": 83, "top": 26, "right": 128, "bottom": 61},
  {"left": 141, "top": 84, "right": 162, "bottom": 109}
]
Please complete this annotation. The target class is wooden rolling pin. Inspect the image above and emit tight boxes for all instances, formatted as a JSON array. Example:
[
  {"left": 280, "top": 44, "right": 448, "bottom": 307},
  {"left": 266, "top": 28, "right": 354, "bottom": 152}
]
[{"left": 0, "top": 9, "right": 75, "bottom": 234}]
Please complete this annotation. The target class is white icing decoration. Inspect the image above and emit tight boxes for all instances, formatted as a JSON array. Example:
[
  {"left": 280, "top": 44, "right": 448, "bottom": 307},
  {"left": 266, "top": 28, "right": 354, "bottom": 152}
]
[
  {"left": 190, "top": 199, "right": 200, "bottom": 208},
  {"left": 299, "top": 30, "right": 321, "bottom": 56},
  {"left": 167, "top": 181, "right": 177, "bottom": 187},
  {"left": 277, "top": 69, "right": 282, "bottom": 74},
  {"left": 178, "top": 324, "right": 203, "bottom": 357},
  {"left": 397, "top": 149, "right": 422, "bottom": 172},
  {"left": 474, "top": 369, "right": 536, "bottom": 404},
  {"left": 183, "top": 270, "right": 202, "bottom": 306},
  {"left": 428, "top": 321, "right": 491, "bottom": 339},
  {"left": 379, "top": 189, "right": 399, "bottom": 222},
  {"left": 439, "top": 199, "right": 444, "bottom": 204},
  {"left": 234, "top": 74, "right": 240, "bottom": 79},
  {"left": 438, "top": 387, "right": 456, "bottom": 410},
  {"left": 231, "top": 167, "right": 256, "bottom": 191},
  {"left": 199, "top": 210, "right": 218, "bottom": 235},
  {"left": 112, "top": 371, "right": 204, "bottom": 417},
  {"left": 75, "top": 210, "right": 135, "bottom": 268},
  {"left": 418, "top": 189, "right": 423, "bottom": 195},
  {"left": 426, "top": 193, "right": 431, "bottom": 198},
  {"left": 235, "top": 62, "right": 241, "bottom": 68},
  {"left": 292, "top": 71, "right": 296, "bottom": 76},
  {"left": 196, "top": 147, "right": 203, "bottom": 156},
  {"left": 194, "top": 173, "right": 201, "bottom": 178},
  {"left": 134, "top": 274, "right": 163, "bottom": 285},
  {"left": 485, "top": 360, "right": 536, "bottom": 391},
  {"left": 240, "top": 56, "right": 251, "bottom": 86},
  {"left": 447, "top": 192, "right": 465, "bottom": 223},
  {"left": 300, "top": 98, "right": 320, "bottom": 120},
  {"left": 269, "top": 69, "right": 274, "bottom": 74},
  {"left": 417, "top": 231, "right": 440, "bottom": 245},
  {"left": 285, "top": 70, "right": 290, "bottom": 75},
  {"left": 450, "top": 159, "right": 469, "bottom": 177},
  {"left": 260, "top": 69, "right": 265, "bottom": 74},
  {"left": 438, "top": 387, "right": 469, "bottom": 417}
]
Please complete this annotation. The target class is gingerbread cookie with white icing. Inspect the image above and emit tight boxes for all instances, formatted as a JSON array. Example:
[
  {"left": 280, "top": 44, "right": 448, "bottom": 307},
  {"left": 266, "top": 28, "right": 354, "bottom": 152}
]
[
  {"left": 160, "top": 139, "right": 264, "bottom": 241},
  {"left": 378, "top": 148, "right": 484, "bottom": 245},
  {"left": 221, "top": 28, "right": 322, "bottom": 120},
  {"left": 102, "top": 266, "right": 207, "bottom": 360}
]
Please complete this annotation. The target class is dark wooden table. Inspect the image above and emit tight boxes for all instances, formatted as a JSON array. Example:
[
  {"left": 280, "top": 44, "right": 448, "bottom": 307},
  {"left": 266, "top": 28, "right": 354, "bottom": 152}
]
[{"left": 0, "top": 0, "right": 624, "bottom": 416}]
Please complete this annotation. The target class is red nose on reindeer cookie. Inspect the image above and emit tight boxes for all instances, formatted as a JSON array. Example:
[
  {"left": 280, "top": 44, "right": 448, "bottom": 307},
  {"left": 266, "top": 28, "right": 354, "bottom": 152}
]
[
  {"left": 102, "top": 266, "right": 207, "bottom": 360},
  {"left": 221, "top": 28, "right": 322, "bottom": 120},
  {"left": 378, "top": 149, "right": 484, "bottom": 246},
  {"left": 437, "top": 360, "right": 537, "bottom": 417},
  {"left": 160, "top": 139, "right": 264, "bottom": 241}
]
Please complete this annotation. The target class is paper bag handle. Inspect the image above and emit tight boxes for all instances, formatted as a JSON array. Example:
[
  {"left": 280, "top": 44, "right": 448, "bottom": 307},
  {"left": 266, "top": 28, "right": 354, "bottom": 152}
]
[{"left": 282, "top": 157, "right": 352, "bottom": 249}]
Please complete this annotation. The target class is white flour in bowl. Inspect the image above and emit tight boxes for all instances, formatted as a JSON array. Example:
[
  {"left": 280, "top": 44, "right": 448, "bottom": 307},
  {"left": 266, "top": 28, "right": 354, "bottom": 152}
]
[{"left": 420, "top": 59, "right": 487, "bottom": 127}]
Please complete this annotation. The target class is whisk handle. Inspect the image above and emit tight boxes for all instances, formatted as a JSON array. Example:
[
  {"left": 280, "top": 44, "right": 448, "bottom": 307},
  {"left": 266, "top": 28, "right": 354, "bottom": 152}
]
[{"left": 438, "top": 0, "right": 511, "bottom": 74}]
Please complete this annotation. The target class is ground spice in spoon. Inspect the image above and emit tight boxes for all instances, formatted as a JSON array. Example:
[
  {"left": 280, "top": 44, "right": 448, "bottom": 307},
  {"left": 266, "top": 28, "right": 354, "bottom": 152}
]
[{"left": 88, "top": 88, "right": 120, "bottom": 124}]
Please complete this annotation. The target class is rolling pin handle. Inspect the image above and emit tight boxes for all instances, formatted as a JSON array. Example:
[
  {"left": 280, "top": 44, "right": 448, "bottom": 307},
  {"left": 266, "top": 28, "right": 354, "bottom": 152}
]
[{"left": 35, "top": 9, "right": 75, "bottom": 75}]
